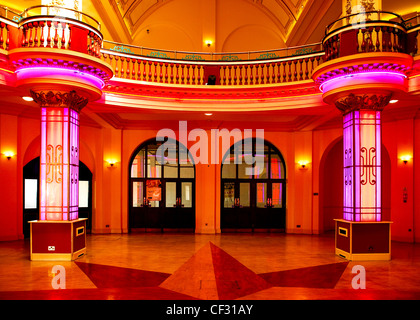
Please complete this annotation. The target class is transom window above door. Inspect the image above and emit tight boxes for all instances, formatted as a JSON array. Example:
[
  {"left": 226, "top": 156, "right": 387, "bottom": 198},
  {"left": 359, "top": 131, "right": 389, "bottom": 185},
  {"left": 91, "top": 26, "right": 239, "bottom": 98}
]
[
  {"left": 131, "top": 139, "right": 195, "bottom": 179},
  {"left": 221, "top": 138, "right": 286, "bottom": 180}
]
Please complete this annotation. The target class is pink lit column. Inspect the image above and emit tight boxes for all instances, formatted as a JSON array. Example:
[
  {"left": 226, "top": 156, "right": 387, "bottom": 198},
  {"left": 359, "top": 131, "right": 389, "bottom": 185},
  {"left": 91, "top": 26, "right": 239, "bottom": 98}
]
[
  {"left": 31, "top": 90, "right": 88, "bottom": 221},
  {"left": 335, "top": 93, "right": 391, "bottom": 222}
]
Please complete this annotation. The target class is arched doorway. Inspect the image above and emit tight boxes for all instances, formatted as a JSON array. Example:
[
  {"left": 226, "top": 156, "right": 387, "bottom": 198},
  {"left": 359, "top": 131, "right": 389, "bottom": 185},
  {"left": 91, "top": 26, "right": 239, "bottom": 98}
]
[
  {"left": 220, "top": 138, "right": 286, "bottom": 232},
  {"left": 129, "top": 138, "right": 196, "bottom": 232},
  {"left": 319, "top": 138, "right": 391, "bottom": 233},
  {"left": 22, "top": 157, "right": 93, "bottom": 238}
]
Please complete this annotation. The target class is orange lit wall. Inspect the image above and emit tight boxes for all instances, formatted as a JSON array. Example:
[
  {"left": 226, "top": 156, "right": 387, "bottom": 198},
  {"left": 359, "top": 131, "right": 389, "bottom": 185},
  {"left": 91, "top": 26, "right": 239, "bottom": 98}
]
[
  {"left": 382, "top": 119, "right": 416, "bottom": 242},
  {"left": 1, "top": 110, "right": 420, "bottom": 242}
]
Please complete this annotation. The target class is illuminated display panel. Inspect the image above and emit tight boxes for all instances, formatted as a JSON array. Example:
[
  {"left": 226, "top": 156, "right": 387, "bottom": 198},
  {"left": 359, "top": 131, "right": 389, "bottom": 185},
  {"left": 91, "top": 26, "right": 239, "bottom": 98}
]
[
  {"left": 40, "top": 107, "right": 80, "bottom": 221},
  {"left": 343, "top": 110, "right": 381, "bottom": 222}
]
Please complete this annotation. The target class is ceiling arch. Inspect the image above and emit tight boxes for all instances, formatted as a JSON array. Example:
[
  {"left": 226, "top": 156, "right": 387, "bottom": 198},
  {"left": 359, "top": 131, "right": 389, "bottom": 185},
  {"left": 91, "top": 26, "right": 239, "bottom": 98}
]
[{"left": 106, "top": 0, "right": 310, "bottom": 47}]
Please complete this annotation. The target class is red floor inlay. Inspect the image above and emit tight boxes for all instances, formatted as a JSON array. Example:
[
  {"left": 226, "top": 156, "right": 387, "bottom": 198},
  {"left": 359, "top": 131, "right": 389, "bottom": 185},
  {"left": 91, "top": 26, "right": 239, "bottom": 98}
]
[
  {"left": 210, "top": 242, "right": 272, "bottom": 299},
  {"left": 75, "top": 261, "right": 171, "bottom": 288},
  {"left": 0, "top": 242, "right": 354, "bottom": 300},
  {"left": 258, "top": 262, "right": 349, "bottom": 288},
  {"left": 159, "top": 242, "right": 272, "bottom": 300}
]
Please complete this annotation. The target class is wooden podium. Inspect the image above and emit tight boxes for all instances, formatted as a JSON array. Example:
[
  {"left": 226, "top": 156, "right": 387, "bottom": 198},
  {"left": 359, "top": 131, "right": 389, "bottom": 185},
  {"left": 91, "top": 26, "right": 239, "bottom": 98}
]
[
  {"left": 29, "top": 218, "right": 87, "bottom": 261},
  {"left": 335, "top": 219, "right": 392, "bottom": 261}
]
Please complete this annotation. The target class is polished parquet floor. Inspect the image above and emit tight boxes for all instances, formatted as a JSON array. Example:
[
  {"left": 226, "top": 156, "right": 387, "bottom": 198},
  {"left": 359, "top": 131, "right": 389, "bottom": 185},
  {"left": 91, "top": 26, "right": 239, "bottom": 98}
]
[{"left": 1, "top": 233, "right": 420, "bottom": 300}]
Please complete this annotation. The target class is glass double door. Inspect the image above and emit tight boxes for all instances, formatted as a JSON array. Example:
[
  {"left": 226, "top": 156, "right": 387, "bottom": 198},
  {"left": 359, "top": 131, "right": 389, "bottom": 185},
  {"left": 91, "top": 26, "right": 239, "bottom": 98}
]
[
  {"left": 222, "top": 179, "right": 285, "bottom": 231},
  {"left": 130, "top": 179, "right": 195, "bottom": 231}
]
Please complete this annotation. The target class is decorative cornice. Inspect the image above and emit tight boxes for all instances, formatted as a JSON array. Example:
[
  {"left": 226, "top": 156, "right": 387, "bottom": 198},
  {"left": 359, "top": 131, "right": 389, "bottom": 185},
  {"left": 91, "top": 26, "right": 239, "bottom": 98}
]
[
  {"left": 334, "top": 93, "right": 391, "bottom": 114},
  {"left": 30, "top": 90, "right": 89, "bottom": 112}
]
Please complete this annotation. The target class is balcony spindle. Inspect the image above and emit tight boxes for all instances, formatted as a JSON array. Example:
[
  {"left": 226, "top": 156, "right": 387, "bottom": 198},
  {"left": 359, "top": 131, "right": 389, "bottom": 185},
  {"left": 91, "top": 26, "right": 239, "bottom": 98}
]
[
  {"left": 114, "top": 56, "right": 119, "bottom": 77},
  {"left": 127, "top": 58, "right": 131, "bottom": 78},
  {"left": 136, "top": 59, "right": 141, "bottom": 80},
  {"left": 28, "top": 23, "right": 33, "bottom": 47},
  {"left": 0, "top": 22, "right": 4, "bottom": 50},
  {"left": 181, "top": 64, "right": 185, "bottom": 84},
  {"left": 147, "top": 61, "right": 151, "bottom": 81},
  {"left": 375, "top": 26, "right": 380, "bottom": 51},
  {"left": 53, "top": 21, "right": 59, "bottom": 48},
  {"left": 21, "top": 24, "right": 28, "bottom": 47},
  {"left": 131, "top": 59, "right": 136, "bottom": 79},
  {"left": 33, "top": 22, "right": 39, "bottom": 47},
  {"left": 249, "top": 65, "right": 254, "bottom": 85},
  {"left": 39, "top": 21, "right": 45, "bottom": 47},
  {"left": 186, "top": 65, "right": 190, "bottom": 84},
  {"left": 61, "top": 22, "right": 66, "bottom": 49},
  {"left": 159, "top": 62, "right": 163, "bottom": 83},
  {"left": 165, "top": 63, "right": 169, "bottom": 83},
  {"left": 170, "top": 63, "right": 174, "bottom": 84},
  {"left": 46, "top": 21, "right": 52, "bottom": 48},
  {"left": 191, "top": 65, "right": 196, "bottom": 85},
  {"left": 299, "top": 60, "right": 303, "bottom": 81},
  {"left": 152, "top": 61, "right": 156, "bottom": 82}
]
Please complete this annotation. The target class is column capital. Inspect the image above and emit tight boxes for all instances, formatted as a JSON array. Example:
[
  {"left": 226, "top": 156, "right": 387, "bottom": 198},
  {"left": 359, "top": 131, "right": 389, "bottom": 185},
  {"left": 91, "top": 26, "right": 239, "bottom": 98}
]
[
  {"left": 334, "top": 93, "right": 391, "bottom": 114},
  {"left": 30, "top": 90, "right": 88, "bottom": 112}
]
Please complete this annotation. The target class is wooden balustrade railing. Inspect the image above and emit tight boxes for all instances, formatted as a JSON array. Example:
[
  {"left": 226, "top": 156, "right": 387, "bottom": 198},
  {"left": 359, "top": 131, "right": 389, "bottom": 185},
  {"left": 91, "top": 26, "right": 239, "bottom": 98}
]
[
  {"left": 324, "top": 25, "right": 407, "bottom": 60},
  {"left": 102, "top": 52, "right": 206, "bottom": 85},
  {"left": 218, "top": 56, "right": 323, "bottom": 85},
  {"left": 18, "top": 17, "right": 102, "bottom": 58},
  {"left": 101, "top": 49, "right": 324, "bottom": 86},
  {"left": 0, "top": 20, "right": 11, "bottom": 50}
]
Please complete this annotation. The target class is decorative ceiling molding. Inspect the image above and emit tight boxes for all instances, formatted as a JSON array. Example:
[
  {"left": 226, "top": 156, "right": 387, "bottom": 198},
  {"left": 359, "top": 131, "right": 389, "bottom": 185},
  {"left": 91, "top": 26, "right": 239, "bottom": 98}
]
[{"left": 106, "top": 0, "right": 311, "bottom": 45}]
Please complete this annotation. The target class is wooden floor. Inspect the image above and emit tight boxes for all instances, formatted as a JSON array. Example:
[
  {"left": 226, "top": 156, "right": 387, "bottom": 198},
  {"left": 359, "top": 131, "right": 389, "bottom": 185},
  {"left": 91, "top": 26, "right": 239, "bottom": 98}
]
[{"left": 1, "top": 233, "right": 420, "bottom": 300}]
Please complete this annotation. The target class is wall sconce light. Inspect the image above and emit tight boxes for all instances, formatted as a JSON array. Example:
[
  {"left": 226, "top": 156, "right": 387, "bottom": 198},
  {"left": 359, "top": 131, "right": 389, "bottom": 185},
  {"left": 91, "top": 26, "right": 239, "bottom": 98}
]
[
  {"left": 400, "top": 155, "right": 412, "bottom": 164},
  {"left": 205, "top": 40, "right": 213, "bottom": 47},
  {"left": 297, "top": 160, "right": 309, "bottom": 169},
  {"left": 3, "top": 151, "right": 15, "bottom": 160},
  {"left": 106, "top": 159, "right": 118, "bottom": 168}
]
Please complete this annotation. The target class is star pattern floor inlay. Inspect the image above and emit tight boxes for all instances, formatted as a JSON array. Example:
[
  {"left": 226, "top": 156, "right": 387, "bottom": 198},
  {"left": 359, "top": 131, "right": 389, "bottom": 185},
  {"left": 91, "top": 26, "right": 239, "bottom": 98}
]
[{"left": 1, "top": 233, "right": 420, "bottom": 300}]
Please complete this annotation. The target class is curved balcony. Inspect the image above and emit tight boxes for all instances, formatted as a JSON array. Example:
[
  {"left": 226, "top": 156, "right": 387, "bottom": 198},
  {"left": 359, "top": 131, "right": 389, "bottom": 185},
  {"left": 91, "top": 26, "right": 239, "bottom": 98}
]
[
  {"left": 323, "top": 11, "right": 420, "bottom": 61},
  {"left": 0, "top": 5, "right": 324, "bottom": 90},
  {"left": 0, "top": 5, "right": 419, "bottom": 103},
  {"left": 0, "top": 5, "right": 112, "bottom": 101},
  {"left": 313, "top": 11, "right": 420, "bottom": 106},
  {"left": 101, "top": 41, "right": 324, "bottom": 86}
]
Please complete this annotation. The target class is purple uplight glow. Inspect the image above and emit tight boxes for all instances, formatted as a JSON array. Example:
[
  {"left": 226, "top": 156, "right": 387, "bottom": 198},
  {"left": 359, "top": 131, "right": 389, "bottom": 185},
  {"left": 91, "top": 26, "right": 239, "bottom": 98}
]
[
  {"left": 15, "top": 66, "right": 105, "bottom": 90},
  {"left": 319, "top": 71, "right": 406, "bottom": 93}
]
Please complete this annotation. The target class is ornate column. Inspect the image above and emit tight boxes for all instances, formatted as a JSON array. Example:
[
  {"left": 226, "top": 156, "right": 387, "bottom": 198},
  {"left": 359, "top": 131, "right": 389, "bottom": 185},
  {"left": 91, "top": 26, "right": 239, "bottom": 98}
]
[
  {"left": 313, "top": 20, "right": 412, "bottom": 259},
  {"left": 30, "top": 90, "right": 88, "bottom": 222},
  {"left": 8, "top": 12, "right": 113, "bottom": 260},
  {"left": 336, "top": 93, "right": 390, "bottom": 223}
]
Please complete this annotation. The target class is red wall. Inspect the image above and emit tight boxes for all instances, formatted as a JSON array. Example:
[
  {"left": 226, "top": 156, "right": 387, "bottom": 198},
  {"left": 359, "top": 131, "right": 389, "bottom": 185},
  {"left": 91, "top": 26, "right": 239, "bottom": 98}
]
[{"left": 0, "top": 111, "right": 419, "bottom": 243}]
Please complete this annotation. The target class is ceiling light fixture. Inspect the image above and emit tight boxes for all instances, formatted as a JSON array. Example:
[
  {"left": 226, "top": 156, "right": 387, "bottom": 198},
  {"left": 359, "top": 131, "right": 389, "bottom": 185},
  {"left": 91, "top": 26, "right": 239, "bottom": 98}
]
[
  {"left": 204, "top": 113, "right": 213, "bottom": 116},
  {"left": 22, "top": 96, "right": 34, "bottom": 101},
  {"left": 389, "top": 99, "right": 398, "bottom": 103}
]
